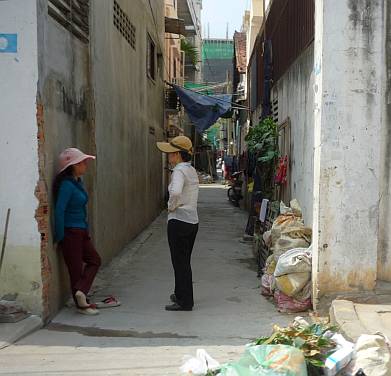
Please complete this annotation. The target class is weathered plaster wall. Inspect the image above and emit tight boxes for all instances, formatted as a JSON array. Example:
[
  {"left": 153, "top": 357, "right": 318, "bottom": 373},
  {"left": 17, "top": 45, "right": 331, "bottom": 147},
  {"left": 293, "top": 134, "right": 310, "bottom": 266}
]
[
  {"left": 378, "top": 0, "right": 391, "bottom": 281},
  {"left": 274, "top": 44, "right": 315, "bottom": 225},
  {"left": 91, "top": 0, "right": 165, "bottom": 262},
  {"left": 312, "top": 0, "right": 384, "bottom": 305},
  {"left": 36, "top": 0, "right": 94, "bottom": 318},
  {"left": 0, "top": 0, "right": 43, "bottom": 314}
]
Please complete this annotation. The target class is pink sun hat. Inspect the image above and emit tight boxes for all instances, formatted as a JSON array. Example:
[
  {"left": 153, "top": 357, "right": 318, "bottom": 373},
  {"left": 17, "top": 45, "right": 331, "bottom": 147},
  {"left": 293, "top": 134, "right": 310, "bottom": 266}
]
[{"left": 58, "top": 148, "right": 96, "bottom": 173}]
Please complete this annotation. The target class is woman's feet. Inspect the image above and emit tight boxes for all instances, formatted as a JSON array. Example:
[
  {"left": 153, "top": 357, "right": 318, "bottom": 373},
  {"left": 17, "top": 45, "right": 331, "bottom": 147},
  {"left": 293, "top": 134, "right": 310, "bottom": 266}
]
[
  {"left": 95, "top": 296, "right": 121, "bottom": 309},
  {"left": 77, "top": 306, "right": 99, "bottom": 315},
  {"left": 75, "top": 290, "right": 99, "bottom": 315},
  {"left": 166, "top": 294, "right": 192, "bottom": 311},
  {"left": 75, "top": 290, "right": 88, "bottom": 307}
]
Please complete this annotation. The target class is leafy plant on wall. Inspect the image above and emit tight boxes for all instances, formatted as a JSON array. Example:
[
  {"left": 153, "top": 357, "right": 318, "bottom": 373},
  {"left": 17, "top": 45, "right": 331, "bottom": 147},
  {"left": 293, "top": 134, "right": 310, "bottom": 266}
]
[
  {"left": 180, "top": 38, "right": 199, "bottom": 67},
  {"left": 245, "top": 117, "right": 278, "bottom": 163},
  {"left": 245, "top": 117, "right": 279, "bottom": 198}
]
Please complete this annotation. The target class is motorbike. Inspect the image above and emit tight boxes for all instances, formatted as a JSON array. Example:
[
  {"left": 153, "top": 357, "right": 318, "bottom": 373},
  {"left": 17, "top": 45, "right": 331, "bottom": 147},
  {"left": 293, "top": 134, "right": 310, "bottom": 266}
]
[{"left": 227, "top": 171, "right": 244, "bottom": 207}]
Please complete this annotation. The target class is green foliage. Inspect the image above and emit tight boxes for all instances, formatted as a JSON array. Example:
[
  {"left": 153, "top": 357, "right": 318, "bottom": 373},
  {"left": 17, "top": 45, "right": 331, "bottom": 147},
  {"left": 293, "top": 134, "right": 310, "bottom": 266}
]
[
  {"left": 254, "top": 322, "right": 339, "bottom": 372},
  {"left": 181, "top": 38, "right": 199, "bottom": 66},
  {"left": 245, "top": 117, "right": 278, "bottom": 164}
]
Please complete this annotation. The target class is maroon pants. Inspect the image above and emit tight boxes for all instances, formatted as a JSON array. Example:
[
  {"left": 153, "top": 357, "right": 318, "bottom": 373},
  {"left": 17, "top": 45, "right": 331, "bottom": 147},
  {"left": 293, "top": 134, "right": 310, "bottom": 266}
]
[{"left": 61, "top": 228, "right": 101, "bottom": 301}]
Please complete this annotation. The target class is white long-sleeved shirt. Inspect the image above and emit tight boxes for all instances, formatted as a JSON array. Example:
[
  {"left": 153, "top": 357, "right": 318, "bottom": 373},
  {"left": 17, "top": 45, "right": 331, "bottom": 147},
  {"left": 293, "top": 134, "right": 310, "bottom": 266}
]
[{"left": 168, "top": 162, "right": 199, "bottom": 224}]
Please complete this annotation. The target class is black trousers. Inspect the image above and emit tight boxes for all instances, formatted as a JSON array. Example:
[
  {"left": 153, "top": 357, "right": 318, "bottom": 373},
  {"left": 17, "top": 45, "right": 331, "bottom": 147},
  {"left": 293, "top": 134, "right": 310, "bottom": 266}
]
[{"left": 167, "top": 219, "right": 199, "bottom": 309}]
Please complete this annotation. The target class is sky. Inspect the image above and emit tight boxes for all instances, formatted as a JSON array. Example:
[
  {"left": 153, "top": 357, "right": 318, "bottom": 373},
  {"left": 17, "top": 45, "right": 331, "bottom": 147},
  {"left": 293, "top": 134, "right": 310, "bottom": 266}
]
[{"left": 201, "top": 0, "right": 250, "bottom": 39}]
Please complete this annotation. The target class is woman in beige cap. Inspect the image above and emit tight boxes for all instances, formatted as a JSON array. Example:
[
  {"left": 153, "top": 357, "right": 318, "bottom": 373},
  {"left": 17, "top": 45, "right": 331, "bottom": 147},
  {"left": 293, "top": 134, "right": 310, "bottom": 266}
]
[{"left": 157, "top": 136, "right": 199, "bottom": 311}]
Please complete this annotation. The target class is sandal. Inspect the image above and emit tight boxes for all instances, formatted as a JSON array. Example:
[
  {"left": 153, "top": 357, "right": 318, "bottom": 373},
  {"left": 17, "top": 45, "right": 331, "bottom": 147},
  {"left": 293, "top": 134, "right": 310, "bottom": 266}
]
[
  {"left": 95, "top": 296, "right": 121, "bottom": 309},
  {"left": 77, "top": 305, "right": 99, "bottom": 315}
]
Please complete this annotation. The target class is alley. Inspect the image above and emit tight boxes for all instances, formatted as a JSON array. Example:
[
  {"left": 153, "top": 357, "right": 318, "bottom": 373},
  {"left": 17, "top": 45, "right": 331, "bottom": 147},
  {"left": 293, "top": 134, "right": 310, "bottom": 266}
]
[{"left": 0, "top": 186, "right": 290, "bottom": 375}]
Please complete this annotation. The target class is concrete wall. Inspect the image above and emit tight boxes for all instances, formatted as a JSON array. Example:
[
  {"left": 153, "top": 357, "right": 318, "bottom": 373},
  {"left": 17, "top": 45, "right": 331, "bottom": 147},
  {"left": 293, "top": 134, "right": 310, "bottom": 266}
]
[
  {"left": 312, "top": 0, "right": 384, "bottom": 306},
  {"left": 35, "top": 0, "right": 93, "bottom": 317},
  {"left": 274, "top": 45, "right": 315, "bottom": 225},
  {"left": 378, "top": 0, "right": 391, "bottom": 281},
  {"left": 0, "top": 0, "right": 43, "bottom": 314},
  {"left": 91, "top": 0, "right": 165, "bottom": 263}
]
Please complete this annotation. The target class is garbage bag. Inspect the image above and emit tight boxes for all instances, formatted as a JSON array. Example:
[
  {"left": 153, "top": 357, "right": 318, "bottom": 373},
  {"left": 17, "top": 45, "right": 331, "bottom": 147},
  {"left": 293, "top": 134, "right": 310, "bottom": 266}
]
[
  {"left": 265, "top": 255, "right": 277, "bottom": 275},
  {"left": 274, "top": 289, "right": 312, "bottom": 313},
  {"left": 274, "top": 247, "right": 312, "bottom": 277},
  {"left": 261, "top": 273, "right": 275, "bottom": 297},
  {"left": 263, "top": 230, "right": 272, "bottom": 248},
  {"left": 218, "top": 344, "right": 308, "bottom": 376},
  {"left": 272, "top": 235, "right": 310, "bottom": 261},
  {"left": 275, "top": 272, "right": 311, "bottom": 297},
  {"left": 352, "top": 334, "right": 391, "bottom": 376},
  {"left": 290, "top": 199, "right": 302, "bottom": 217},
  {"left": 180, "top": 349, "right": 220, "bottom": 375},
  {"left": 293, "top": 281, "right": 312, "bottom": 302}
]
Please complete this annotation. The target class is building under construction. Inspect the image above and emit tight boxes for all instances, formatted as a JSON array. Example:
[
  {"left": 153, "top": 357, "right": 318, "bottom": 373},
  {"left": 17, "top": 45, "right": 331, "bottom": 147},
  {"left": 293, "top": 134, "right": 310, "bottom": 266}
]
[{"left": 202, "top": 38, "right": 234, "bottom": 87}]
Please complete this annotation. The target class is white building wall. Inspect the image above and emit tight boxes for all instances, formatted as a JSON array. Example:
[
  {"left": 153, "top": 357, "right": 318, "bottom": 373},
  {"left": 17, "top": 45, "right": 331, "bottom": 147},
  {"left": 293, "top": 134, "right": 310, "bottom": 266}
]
[
  {"left": 378, "top": 0, "right": 391, "bottom": 281},
  {"left": 0, "top": 0, "right": 43, "bottom": 314},
  {"left": 274, "top": 45, "right": 314, "bottom": 225},
  {"left": 312, "top": 0, "right": 384, "bottom": 306}
]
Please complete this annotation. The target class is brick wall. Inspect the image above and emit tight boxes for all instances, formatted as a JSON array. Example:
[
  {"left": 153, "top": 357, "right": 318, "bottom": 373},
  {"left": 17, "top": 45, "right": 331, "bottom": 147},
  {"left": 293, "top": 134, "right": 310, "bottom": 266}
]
[{"left": 35, "top": 101, "right": 51, "bottom": 320}]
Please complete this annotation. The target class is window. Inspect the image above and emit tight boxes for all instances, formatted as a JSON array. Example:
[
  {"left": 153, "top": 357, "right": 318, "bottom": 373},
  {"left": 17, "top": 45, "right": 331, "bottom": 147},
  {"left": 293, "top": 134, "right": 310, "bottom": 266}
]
[
  {"left": 147, "top": 34, "right": 156, "bottom": 81},
  {"left": 48, "top": 0, "right": 90, "bottom": 43},
  {"left": 113, "top": 0, "right": 136, "bottom": 49}
]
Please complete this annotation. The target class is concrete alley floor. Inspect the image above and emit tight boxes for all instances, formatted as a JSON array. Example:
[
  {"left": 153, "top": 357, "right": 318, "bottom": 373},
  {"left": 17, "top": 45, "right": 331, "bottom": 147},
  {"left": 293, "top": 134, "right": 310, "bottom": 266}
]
[{"left": 0, "top": 185, "right": 291, "bottom": 375}]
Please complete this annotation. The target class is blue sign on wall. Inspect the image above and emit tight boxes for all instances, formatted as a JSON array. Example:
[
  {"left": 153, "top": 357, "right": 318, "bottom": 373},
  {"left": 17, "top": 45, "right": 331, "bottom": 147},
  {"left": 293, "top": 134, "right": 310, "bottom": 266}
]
[{"left": 0, "top": 34, "right": 18, "bottom": 53}]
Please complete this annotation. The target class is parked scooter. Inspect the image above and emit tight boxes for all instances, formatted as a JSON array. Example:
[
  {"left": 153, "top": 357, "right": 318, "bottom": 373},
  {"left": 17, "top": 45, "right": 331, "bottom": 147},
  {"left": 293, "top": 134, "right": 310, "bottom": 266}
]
[{"left": 227, "top": 171, "right": 244, "bottom": 207}]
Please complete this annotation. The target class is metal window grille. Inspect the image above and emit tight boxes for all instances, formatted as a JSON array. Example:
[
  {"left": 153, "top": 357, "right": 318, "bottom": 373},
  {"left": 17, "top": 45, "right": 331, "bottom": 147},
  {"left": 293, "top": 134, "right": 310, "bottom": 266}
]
[
  {"left": 113, "top": 0, "right": 136, "bottom": 50},
  {"left": 48, "top": 0, "right": 90, "bottom": 43},
  {"left": 147, "top": 34, "right": 156, "bottom": 80}
]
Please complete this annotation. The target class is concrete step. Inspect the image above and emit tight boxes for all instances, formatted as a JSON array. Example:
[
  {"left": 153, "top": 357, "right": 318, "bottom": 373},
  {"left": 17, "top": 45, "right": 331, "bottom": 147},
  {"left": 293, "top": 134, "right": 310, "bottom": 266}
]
[
  {"left": 0, "top": 315, "right": 42, "bottom": 349},
  {"left": 330, "top": 299, "right": 391, "bottom": 342}
]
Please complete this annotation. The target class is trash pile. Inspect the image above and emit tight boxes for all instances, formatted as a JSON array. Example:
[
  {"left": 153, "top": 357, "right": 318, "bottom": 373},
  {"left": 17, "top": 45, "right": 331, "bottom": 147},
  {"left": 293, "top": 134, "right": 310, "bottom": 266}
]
[
  {"left": 180, "top": 316, "right": 391, "bottom": 376},
  {"left": 198, "top": 171, "right": 214, "bottom": 184},
  {"left": 261, "top": 200, "right": 313, "bottom": 313}
]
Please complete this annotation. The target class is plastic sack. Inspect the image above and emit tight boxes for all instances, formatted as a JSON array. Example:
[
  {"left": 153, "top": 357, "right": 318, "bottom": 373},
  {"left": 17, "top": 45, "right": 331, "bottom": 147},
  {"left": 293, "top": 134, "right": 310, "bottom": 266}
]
[
  {"left": 272, "top": 235, "right": 310, "bottom": 261},
  {"left": 275, "top": 272, "right": 311, "bottom": 297},
  {"left": 263, "top": 230, "right": 272, "bottom": 248},
  {"left": 218, "top": 344, "right": 308, "bottom": 376},
  {"left": 280, "top": 201, "right": 292, "bottom": 215},
  {"left": 290, "top": 199, "right": 302, "bottom": 217},
  {"left": 352, "top": 334, "right": 391, "bottom": 376},
  {"left": 274, "top": 247, "right": 312, "bottom": 277},
  {"left": 180, "top": 349, "right": 220, "bottom": 375},
  {"left": 274, "top": 289, "right": 312, "bottom": 313},
  {"left": 293, "top": 281, "right": 312, "bottom": 302},
  {"left": 282, "top": 227, "right": 312, "bottom": 243},
  {"left": 261, "top": 273, "right": 275, "bottom": 297},
  {"left": 265, "top": 255, "right": 277, "bottom": 275}
]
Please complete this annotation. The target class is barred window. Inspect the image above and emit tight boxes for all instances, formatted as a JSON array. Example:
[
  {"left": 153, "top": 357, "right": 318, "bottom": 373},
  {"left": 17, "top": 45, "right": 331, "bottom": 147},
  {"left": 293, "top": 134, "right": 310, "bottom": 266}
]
[
  {"left": 48, "top": 0, "right": 89, "bottom": 43},
  {"left": 147, "top": 34, "right": 156, "bottom": 81},
  {"left": 113, "top": 0, "right": 136, "bottom": 50}
]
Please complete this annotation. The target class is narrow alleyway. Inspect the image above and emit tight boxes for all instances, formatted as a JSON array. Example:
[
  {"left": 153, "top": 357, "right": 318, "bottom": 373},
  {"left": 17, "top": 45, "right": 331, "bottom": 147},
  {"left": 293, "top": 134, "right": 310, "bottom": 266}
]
[{"left": 0, "top": 186, "right": 290, "bottom": 375}]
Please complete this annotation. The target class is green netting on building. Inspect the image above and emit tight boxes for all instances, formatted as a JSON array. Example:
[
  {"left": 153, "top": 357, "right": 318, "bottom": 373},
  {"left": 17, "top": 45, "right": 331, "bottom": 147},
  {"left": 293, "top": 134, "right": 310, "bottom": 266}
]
[
  {"left": 184, "top": 82, "right": 214, "bottom": 95},
  {"left": 202, "top": 39, "right": 234, "bottom": 61}
]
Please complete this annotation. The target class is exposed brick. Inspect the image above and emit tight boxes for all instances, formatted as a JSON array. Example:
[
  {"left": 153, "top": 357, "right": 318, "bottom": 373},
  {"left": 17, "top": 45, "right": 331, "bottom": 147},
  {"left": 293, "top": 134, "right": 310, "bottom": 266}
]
[{"left": 35, "top": 100, "right": 51, "bottom": 321}]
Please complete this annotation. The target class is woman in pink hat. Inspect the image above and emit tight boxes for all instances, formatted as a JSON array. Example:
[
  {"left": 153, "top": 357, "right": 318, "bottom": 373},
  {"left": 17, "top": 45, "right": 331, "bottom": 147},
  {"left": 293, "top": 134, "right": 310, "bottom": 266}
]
[{"left": 53, "top": 148, "right": 119, "bottom": 315}]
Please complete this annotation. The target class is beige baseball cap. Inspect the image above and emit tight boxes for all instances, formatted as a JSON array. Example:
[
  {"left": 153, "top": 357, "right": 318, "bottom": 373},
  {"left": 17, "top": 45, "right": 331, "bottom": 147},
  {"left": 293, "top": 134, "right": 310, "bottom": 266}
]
[{"left": 156, "top": 136, "right": 193, "bottom": 155}]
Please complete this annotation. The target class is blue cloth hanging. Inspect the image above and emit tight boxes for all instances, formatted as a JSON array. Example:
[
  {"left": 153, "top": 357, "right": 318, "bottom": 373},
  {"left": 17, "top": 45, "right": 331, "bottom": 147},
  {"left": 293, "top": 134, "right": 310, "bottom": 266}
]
[{"left": 173, "top": 85, "right": 232, "bottom": 132}]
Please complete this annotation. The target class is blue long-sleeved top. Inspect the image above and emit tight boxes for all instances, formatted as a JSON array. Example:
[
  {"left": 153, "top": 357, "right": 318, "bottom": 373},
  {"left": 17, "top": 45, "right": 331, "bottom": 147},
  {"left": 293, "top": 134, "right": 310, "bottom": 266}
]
[{"left": 54, "top": 178, "right": 89, "bottom": 242}]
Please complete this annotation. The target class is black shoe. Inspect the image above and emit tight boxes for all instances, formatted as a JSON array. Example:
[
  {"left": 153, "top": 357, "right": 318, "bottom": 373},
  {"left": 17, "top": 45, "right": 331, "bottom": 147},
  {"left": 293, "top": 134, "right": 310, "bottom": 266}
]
[
  {"left": 165, "top": 303, "right": 192, "bottom": 311},
  {"left": 170, "top": 294, "right": 177, "bottom": 303}
]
